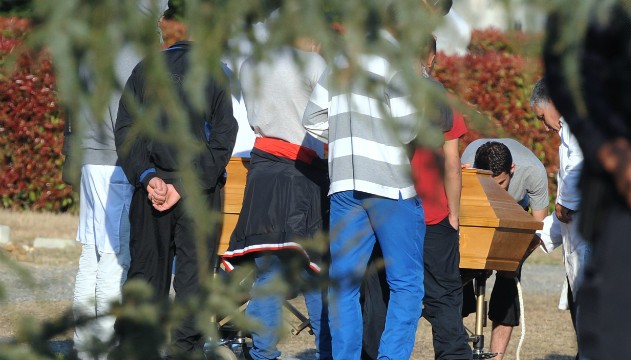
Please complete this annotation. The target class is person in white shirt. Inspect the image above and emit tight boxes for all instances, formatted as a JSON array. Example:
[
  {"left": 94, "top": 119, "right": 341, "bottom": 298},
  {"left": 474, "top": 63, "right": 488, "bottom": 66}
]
[{"left": 531, "top": 78, "right": 589, "bottom": 359}]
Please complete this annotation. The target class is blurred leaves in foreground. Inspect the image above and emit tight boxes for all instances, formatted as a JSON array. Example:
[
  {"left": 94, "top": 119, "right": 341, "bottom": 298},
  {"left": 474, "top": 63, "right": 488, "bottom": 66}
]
[{"left": 1, "top": 0, "right": 628, "bottom": 358}]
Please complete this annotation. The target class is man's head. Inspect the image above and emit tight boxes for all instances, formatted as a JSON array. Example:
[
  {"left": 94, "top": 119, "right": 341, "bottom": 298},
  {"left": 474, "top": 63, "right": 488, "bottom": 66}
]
[
  {"left": 418, "top": 34, "right": 437, "bottom": 77},
  {"left": 474, "top": 141, "right": 515, "bottom": 190},
  {"left": 530, "top": 78, "right": 562, "bottom": 132}
]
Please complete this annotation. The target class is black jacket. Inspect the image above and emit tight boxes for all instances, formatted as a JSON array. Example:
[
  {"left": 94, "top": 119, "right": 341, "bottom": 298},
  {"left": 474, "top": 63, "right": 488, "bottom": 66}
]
[{"left": 115, "top": 41, "right": 238, "bottom": 194}]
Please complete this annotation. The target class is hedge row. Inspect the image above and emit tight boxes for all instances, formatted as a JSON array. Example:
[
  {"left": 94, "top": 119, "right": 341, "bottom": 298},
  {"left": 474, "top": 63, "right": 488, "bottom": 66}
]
[{"left": 0, "top": 18, "right": 557, "bottom": 212}]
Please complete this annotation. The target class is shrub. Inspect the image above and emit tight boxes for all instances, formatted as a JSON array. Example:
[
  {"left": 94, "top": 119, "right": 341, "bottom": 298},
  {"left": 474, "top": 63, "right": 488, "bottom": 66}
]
[
  {"left": 468, "top": 28, "right": 543, "bottom": 57},
  {"left": 0, "top": 16, "right": 29, "bottom": 38},
  {"left": 435, "top": 29, "right": 559, "bottom": 201},
  {"left": 0, "top": 17, "right": 74, "bottom": 212}
]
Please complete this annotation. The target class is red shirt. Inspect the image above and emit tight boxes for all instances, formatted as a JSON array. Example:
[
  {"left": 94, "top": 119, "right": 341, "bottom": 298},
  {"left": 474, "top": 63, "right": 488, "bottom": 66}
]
[{"left": 411, "top": 111, "right": 467, "bottom": 225}]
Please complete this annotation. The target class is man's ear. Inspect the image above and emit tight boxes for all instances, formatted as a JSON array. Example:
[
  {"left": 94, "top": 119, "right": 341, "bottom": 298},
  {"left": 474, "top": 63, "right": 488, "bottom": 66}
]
[{"left": 510, "top": 163, "right": 516, "bottom": 175}]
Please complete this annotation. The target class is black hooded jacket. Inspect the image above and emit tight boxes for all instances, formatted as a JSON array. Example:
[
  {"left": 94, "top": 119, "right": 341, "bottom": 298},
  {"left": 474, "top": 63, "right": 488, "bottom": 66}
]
[{"left": 115, "top": 41, "right": 238, "bottom": 194}]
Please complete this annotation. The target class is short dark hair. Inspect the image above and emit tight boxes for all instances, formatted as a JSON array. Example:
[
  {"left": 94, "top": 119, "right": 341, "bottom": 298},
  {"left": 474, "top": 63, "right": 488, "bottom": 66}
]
[
  {"left": 530, "top": 78, "right": 551, "bottom": 108},
  {"left": 163, "top": 0, "right": 182, "bottom": 20},
  {"left": 474, "top": 141, "right": 513, "bottom": 177}
]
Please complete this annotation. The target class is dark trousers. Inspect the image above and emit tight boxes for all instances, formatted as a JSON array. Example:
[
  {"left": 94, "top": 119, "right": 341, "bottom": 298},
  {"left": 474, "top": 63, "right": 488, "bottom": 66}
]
[
  {"left": 423, "top": 218, "right": 472, "bottom": 359},
  {"left": 566, "top": 277, "right": 579, "bottom": 360},
  {"left": 362, "top": 217, "right": 472, "bottom": 360},
  {"left": 567, "top": 277, "right": 577, "bottom": 333},
  {"left": 118, "top": 186, "right": 221, "bottom": 355},
  {"left": 578, "top": 200, "right": 631, "bottom": 359},
  {"left": 462, "top": 269, "right": 522, "bottom": 327}
]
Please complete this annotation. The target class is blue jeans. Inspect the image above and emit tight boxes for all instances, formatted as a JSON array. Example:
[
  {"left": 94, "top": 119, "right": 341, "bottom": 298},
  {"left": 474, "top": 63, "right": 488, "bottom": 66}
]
[
  {"left": 328, "top": 191, "right": 425, "bottom": 359},
  {"left": 246, "top": 254, "right": 332, "bottom": 360}
]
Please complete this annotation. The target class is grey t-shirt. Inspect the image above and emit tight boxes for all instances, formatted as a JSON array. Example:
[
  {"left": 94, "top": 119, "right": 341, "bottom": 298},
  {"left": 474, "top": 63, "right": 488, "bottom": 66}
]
[
  {"left": 461, "top": 138, "right": 549, "bottom": 211},
  {"left": 240, "top": 47, "right": 326, "bottom": 157}
]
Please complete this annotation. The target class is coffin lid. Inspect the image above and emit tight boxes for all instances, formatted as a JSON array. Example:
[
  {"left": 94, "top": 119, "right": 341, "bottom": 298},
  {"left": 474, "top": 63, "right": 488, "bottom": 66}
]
[{"left": 460, "top": 168, "right": 543, "bottom": 231}]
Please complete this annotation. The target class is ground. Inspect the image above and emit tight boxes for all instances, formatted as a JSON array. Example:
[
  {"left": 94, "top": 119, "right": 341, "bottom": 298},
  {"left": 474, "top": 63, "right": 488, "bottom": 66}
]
[{"left": 0, "top": 209, "right": 577, "bottom": 359}]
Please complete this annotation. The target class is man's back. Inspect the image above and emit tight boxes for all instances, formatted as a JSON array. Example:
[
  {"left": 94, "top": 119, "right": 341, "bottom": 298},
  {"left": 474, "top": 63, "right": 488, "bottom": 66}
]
[
  {"left": 240, "top": 46, "right": 325, "bottom": 154},
  {"left": 113, "top": 38, "right": 238, "bottom": 357},
  {"left": 115, "top": 41, "right": 237, "bottom": 191},
  {"left": 462, "top": 138, "right": 548, "bottom": 211},
  {"left": 304, "top": 51, "right": 421, "bottom": 199}
]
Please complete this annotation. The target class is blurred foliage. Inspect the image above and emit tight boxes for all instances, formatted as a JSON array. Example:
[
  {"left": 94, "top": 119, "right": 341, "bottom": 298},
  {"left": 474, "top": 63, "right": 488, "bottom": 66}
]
[
  {"left": 0, "top": 0, "right": 626, "bottom": 358},
  {"left": 0, "top": 16, "right": 28, "bottom": 38},
  {"left": 468, "top": 28, "right": 543, "bottom": 57},
  {"left": 0, "top": 0, "right": 33, "bottom": 18}
]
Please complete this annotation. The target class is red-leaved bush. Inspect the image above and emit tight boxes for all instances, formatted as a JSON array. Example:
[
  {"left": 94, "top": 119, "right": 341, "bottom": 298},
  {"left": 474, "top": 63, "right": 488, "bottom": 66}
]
[
  {"left": 0, "top": 17, "right": 30, "bottom": 39},
  {"left": 0, "top": 17, "right": 73, "bottom": 211},
  {"left": 434, "top": 30, "right": 560, "bottom": 199},
  {"left": 468, "top": 28, "right": 543, "bottom": 56}
]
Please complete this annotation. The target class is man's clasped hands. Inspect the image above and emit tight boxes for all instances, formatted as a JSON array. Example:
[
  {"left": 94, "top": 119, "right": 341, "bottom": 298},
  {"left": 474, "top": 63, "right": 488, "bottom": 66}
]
[{"left": 147, "top": 177, "right": 181, "bottom": 212}]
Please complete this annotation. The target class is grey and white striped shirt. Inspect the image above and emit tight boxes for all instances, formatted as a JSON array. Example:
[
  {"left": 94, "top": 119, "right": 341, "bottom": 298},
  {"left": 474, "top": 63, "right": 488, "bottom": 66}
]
[{"left": 303, "top": 31, "right": 440, "bottom": 200}]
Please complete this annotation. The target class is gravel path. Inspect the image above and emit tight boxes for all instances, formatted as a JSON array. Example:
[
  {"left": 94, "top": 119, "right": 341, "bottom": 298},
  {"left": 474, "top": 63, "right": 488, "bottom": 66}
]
[
  {"left": 0, "top": 263, "right": 77, "bottom": 303},
  {"left": 0, "top": 262, "right": 566, "bottom": 304},
  {"left": 521, "top": 263, "right": 567, "bottom": 294}
]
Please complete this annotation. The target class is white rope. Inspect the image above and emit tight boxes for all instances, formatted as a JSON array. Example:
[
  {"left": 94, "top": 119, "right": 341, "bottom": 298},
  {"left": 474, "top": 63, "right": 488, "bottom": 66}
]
[{"left": 515, "top": 277, "right": 526, "bottom": 360}]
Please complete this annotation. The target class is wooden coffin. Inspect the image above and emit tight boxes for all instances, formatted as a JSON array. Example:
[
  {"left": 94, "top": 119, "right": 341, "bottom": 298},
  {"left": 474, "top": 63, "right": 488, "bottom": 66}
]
[
  {"left": 218, "top": 160, "right": 543, "bottom": 272},
  {"left": 459, "top": 168, "right": 543, "bottom": 271},
  {"left": 218, "top": 157, "right": 250, "bottom": 254}
]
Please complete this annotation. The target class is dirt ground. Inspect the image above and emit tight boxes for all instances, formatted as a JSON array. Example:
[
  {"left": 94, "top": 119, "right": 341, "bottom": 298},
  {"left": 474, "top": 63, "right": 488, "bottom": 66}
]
[{"left": 0, "top": 209, "right": 577, "bottom": 359}]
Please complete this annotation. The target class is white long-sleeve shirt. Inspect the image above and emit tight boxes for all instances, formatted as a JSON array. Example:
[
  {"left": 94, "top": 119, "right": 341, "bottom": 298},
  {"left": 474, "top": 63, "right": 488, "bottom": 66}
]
[
  {"left": 538, "top": 117, "right": 589, "bottom": 302},
  {"left": 557, "top": 117, "right": 583, "bottom": 211}
]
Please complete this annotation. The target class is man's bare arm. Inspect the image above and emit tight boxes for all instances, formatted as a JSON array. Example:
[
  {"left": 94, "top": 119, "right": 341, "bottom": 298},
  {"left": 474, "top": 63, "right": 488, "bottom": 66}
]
[
  {"left": 531, "top": 208, "right": 547, "bottom": 222},
  {"left": 443, "top": 138, "right": 462, "bottom": 229}
]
